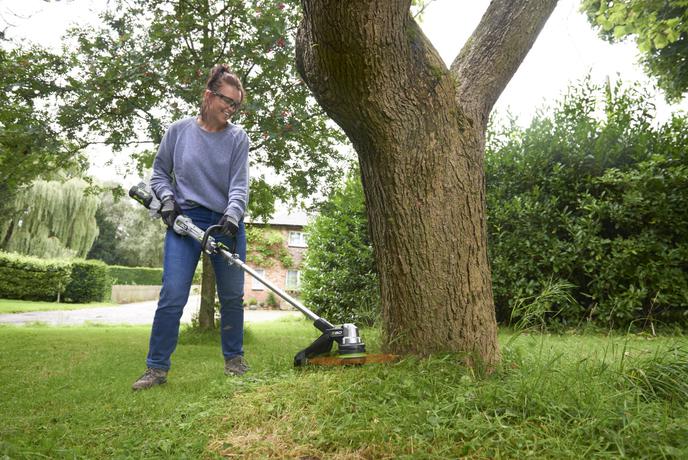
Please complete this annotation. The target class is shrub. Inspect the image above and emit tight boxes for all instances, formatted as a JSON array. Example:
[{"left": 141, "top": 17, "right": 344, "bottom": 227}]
[
  {"left": 574, "top": 155, "right": 688, "bottom": 325},
  {"left": 0, "top": 251, "right": 72, "bottom": 301},
  {"left": 63, "top": 259, "right": 111, "bottom": 303},
  {"left": 265, "top": 292, "right": 280, "bottom": 309},
  {"left": 301, "top": 170, "right": 380, "bottom": 326},
  {"left": 486, "top": 79, "right": 688, "bottom": 328}
]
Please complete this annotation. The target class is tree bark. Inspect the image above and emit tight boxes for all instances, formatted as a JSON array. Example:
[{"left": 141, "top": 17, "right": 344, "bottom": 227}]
[
  {"left": 296, "top": 0, "right": 556, "bottom": 367},
  {"left": 199, "top": 253, "right": 216, "bottom": 330}
]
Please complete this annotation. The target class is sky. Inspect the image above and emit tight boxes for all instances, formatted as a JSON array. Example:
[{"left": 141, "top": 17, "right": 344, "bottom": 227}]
[{"left": 2, "top": 0, "right": 687, "bottom": 182}]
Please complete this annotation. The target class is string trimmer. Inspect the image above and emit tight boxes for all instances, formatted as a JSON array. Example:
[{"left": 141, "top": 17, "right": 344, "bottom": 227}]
[{"left": 129, "top": 182, "right": 394, "bottom": 366}]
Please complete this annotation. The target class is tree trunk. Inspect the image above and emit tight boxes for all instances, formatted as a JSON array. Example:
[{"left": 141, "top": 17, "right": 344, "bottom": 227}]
[
  {"left": 198, "top": 253, "right": 216, "bottom": 330},
  {"left": 296, "top": 0, "right": 556, "bottom": 368}
]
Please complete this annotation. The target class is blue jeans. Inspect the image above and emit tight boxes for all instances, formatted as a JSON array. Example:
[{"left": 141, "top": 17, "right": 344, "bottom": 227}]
[{"left": 146, "top": 206, "right": 246, "bottom": 370}]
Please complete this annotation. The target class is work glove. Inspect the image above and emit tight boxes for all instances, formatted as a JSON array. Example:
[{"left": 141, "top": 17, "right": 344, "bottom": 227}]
[
  {"left": 160, "top": 196, "right": 181, "bottom": 227},
  {"left": 219, "top": 214, "right": 239, "bottom": 237}
]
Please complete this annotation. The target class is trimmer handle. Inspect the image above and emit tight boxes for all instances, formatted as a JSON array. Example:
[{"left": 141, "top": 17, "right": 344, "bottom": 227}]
[
  {"left": 128, "top": 182, "right": 153, "bottom": 209},
  {"left": 129, "top": 182, "right": 162, "bottom": 216}
]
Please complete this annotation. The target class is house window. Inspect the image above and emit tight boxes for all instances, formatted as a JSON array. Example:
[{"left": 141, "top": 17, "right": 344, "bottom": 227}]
[
  {"left": 288, "top": 231, "right": 308, "bottom": 247},
  {"left": 285, "top": 270, "right": 301, "bottom": 290},
  {"left": 252, "top": 269, "right": 266, "bottom": 290}
]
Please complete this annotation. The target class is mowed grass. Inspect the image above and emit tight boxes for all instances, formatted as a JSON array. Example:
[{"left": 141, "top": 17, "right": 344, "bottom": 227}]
[
  {"left": 1, "top": 320, "right": 687, "bottom": 459},
  {"left": 0, "top": 298, "right": 117, "bottom": 314}
]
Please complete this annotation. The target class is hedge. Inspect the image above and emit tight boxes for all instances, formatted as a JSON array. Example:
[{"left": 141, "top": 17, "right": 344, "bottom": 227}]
[
  {"left": 0, "top": 252, "right": 204, "bottom": 303},
  {"left": 107, "top": 264, "right": 202, "bottom": 285},
  {"left": 299, "top": 81, "right": 688, "bottom": 331},
  {"left": 485, "top": 81, "right": 688, "bottom": 328},
  {"left": 0, "top": 252, "right": 72, "bottom": 301},
  {"left": 108, "top": 265, "right": 164, "bottom": 285},
  {"left": 63, "top": 260, "right": 111, "bottom": 303}
]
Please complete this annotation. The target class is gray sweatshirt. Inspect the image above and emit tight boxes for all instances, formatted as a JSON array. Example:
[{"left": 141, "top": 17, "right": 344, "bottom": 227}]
[{"left": 150, "top": 117, "right": 249, "bottom": 224}]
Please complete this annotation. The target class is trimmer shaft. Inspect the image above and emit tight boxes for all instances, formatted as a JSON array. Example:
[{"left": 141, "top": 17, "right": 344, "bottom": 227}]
[{"left": 129, "top": 182, "right": 369, "bottom": 367}]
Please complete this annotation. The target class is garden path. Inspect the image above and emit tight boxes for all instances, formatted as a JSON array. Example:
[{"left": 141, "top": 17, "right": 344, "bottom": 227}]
[{"left": 0, "top": 295, "right": 299, "bottom": 326}]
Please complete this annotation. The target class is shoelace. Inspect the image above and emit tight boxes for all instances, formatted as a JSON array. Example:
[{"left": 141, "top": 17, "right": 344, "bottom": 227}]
[
  {"left": 140, "top": 368, "right": 162, "bottom": 379},
  {"left": 226, "top": 358, "right": 248, "bottom": 370}
]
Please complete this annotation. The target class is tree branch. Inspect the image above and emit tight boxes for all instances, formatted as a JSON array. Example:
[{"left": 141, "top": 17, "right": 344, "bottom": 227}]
[
  {"left": 216, "top": 11, "right": 235, "bottom": 60},
  {"left": 412, "top": 0, "right": 438, "bottom": 19},
  {"left": 89, "top": 139, "right": 156, "bottom": 146},
  {"left": 450, "top": 0, "right": 558, "bottom": 122}
]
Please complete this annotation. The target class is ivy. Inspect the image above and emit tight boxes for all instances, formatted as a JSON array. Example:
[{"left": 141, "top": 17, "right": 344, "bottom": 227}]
[{"left": 246, "top": 227, "right": 293, "bottom": 268}]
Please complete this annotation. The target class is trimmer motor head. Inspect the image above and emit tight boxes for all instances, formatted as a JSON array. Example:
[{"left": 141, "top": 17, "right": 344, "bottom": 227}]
[
  {"left": 294, "top": 320, "right": 367, "bottom": 366},
  {"left": 337, "top": 323, "right": 366, "bottom": 356}
]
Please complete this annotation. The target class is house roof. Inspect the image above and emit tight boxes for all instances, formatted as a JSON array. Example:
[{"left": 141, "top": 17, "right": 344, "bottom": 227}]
[{"left": 246, "top": 208, "right": 311, "bottom": 227}]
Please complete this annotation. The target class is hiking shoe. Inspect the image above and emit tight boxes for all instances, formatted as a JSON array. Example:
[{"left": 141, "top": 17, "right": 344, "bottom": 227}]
[
  {"left": 132, "top": 368, "right": 168, "bottom": 391},
  {"left": 224, "top": 356, "right": 249, "bottom": 376}
]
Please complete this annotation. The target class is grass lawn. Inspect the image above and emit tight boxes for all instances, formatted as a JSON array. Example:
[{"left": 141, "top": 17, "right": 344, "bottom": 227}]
[
  {"left": 1, "top": 320, "right": 686, "bottom": 459},
  {"left": 0, "top": 298, "right": 117, "bottom": 314}
]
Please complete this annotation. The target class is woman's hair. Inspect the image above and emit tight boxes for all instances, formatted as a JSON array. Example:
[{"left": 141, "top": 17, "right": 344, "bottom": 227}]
[{"left": 200, "top": 64, "right": 245, "bottom": 122}]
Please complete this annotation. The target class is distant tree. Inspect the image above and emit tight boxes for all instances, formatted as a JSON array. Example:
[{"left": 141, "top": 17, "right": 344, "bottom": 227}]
[
  {"left": 113, "top": 209, "right": 165, "bottom": 267},
  {"left": 87, "top": 191, "right": 165, "bottom": 267},
  {"left": 582, "top": 0, "right": 688, "bottom": 102},
  {"left": 0, "top": 179, "right": 99, "bottom": 258},
  {"left": 86, "top": 207, "right": 121, "bottom": 265}
]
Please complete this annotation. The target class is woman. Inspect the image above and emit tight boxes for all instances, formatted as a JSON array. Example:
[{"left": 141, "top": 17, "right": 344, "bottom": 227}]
[{"left": 132, "top": 64, "right": 250, "bottom": 390}]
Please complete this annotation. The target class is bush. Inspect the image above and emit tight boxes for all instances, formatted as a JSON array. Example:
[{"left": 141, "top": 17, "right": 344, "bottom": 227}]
[
  {"left": 265, "top": 292, "right": 280, "bottom": 309},
  {"left": 486, "top": 79, "right": 688, "bottom": 328},
  {"left": 63, "top": 260, "right": 111, "bottom": 303},
  {"left": 574, "top": 155, "right": 688, "bottom": 325},
  {"left": 0, "top": 251, "right": 72, "bottom": 301},
  {"left": 301, "top": 170, "right": 380, "bottom": 326}
]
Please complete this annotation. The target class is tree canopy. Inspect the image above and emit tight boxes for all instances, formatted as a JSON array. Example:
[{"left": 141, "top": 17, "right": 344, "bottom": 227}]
[
  {"left": 1, "top": 0, "right": 348, "bottom": 219},
  {"left": 582, "top": 0, "right": 688, "bottom": 102},
  {"left": 59, "top": 0, "right": 346, "bottom": 216},
  {"left": 0, "top": 46, "right": 87, "bottom": 200}
]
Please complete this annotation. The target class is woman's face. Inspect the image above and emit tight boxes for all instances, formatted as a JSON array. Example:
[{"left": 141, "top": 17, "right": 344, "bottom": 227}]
[{"left": 206, "top": 83, "right": 242, "bottom": 124}]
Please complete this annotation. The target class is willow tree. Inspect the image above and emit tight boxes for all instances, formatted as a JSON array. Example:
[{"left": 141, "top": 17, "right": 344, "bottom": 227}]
[
  {"left": 0, "top": 179, "right": 100, "bottom": 259},
  {"left": 295, "top": 0, "right": 558, "bottom": 366}
]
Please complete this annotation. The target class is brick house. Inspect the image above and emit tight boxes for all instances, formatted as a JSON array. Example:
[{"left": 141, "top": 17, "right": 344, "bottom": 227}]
[{"left": 243, "top": 209, "right": 309, "bottom": 308}]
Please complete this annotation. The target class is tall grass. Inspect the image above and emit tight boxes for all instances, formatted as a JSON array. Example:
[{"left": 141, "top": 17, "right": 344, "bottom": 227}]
[{"left": 1, "top": 321, "right": 686, "bottom": 458}]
